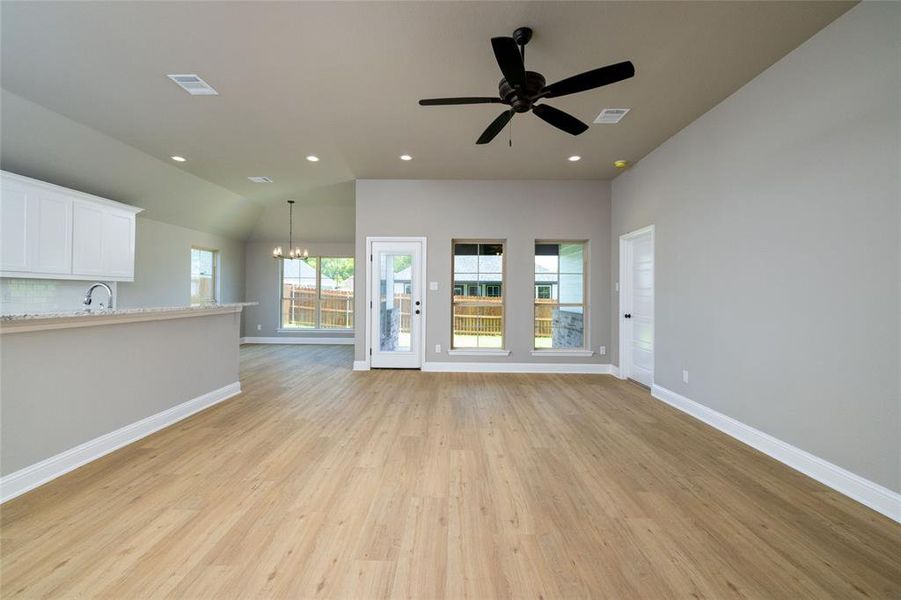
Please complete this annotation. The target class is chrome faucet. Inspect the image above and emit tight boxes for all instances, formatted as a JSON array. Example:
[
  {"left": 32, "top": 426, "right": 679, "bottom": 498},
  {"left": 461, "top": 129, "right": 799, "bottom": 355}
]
[{"left": 83, "top": 282, "right": 114, "bottom": 312}]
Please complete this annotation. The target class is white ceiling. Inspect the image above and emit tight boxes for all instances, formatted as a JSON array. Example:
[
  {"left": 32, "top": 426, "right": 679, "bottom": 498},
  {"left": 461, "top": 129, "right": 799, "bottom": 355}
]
[{"left": 0, "top": 1, "right": 854, "bottom": 239}]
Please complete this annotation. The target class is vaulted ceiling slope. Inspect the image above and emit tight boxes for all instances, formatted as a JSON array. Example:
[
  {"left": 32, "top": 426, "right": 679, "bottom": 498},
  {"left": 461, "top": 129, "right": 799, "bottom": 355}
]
[
  {"left": 1, "top": 1, "right": 854, "bottom": 238},
  {"left": 0, "top": 90, "right": 263, "bottom": 239}
]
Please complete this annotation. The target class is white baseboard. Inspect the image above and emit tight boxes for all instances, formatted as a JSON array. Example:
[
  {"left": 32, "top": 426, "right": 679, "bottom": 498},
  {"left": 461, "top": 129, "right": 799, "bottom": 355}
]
[
  {"left": 353, "top": 361, "right": 370, "bottom": 371},
  {"left": 651, "top": 384, "right": 900, "bottom": 523},
  {"left": 0, "top": 381, "right": 242, "bottom": 504},
  {"left": 422, "top": 362, "right": 615, "bottom": 374},
  {"left": 241, "top": 336, "right": 354, "bottom": 345}
]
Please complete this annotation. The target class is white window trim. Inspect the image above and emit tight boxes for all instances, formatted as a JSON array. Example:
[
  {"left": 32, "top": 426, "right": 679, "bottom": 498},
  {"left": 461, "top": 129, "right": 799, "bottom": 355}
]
[
  {"left": 531, "top": 349, "right": 595, "bottom": 358},
  {"left": 276, "top": 328, "right": 354, "bottom": 334},
  {"left": 447, "top": 349, "right": 511, "bottom": 356},
  {"left": 279, "top": 256, "right": 354, "bottom": 331},
  {"left": 533, "top": 240, "right": 589, "bottom": 351},
  {"left": 191, "top": 246, "right": 219, "bottom": 305},
  {"left": 452, "top": 239, "right": 506, "bottom": 351}
]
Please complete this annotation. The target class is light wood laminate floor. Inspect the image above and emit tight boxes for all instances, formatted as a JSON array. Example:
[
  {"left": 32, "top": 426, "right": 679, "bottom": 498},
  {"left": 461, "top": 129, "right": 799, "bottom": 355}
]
[{"left": 2, "top": 345, "right": 900, "bottom": 598}]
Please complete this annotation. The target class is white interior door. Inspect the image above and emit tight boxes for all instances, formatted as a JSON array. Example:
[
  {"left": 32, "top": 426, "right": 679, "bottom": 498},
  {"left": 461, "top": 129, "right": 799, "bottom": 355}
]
[
  {"left": 370, "top": 240, "right": 424, "bottom": 369},
  {"left": 620, "top": 226, "right": 654, "bottom": 386}
]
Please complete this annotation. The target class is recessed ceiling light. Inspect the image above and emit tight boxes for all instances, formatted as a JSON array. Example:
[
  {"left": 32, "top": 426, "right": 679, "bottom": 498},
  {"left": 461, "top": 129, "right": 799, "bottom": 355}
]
[
  {"left": 306, "top": 155, "right": 320, "bottom": 162},
  {"left": 568, "top": 155, "right": 581, "bottom": 162},
  {"left": 171, "top": 155, "right": 186, "bottom": 162},
  {"left": 400, "top": 154, "right": 413, "bottom": 161}
]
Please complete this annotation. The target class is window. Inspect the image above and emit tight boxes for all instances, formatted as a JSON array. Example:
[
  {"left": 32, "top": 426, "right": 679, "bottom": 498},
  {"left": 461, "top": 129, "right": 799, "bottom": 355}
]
[
  {"left": 452, "top": 241, "right": 504, "bottom": 349},
  {"left": 191, "top": 247, "right": 218, "bottom": 305},
  {"left": 281, "top": 257, "right": 354, "bottom": 329},
  {"left": 535, "top": 285, "right": 552, "bottom": 300},
  {"left": 534, "top": 242, "right": 586, "bottom": 349}
]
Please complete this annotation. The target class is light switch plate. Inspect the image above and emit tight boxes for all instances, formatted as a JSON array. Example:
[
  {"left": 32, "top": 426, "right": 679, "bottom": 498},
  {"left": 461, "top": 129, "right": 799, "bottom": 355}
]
[
  {"left": 429, "top": 281, "right": 439, "bottom": 291},
  {"left": 257, "top": 324, "right": 262, "bottom": 331}
]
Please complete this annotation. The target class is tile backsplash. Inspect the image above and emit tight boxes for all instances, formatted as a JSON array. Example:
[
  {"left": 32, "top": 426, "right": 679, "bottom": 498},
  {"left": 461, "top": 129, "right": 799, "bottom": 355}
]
[{"left": 0, "top": 278, "right": 116, "bottom": 315}]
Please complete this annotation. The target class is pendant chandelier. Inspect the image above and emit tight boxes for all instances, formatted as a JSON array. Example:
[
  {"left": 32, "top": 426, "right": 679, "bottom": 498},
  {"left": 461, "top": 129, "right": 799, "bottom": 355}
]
[{"left": 272, "top": 200, "right": 309, "bottom": 260}]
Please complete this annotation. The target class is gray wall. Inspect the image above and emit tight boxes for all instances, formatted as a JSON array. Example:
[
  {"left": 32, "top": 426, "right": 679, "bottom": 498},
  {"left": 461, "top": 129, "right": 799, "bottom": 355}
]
[
  {"left": 354, "top": 180, "right": 612, "bottom": 364},
  {"left": 1, "top": 312, "right": 241, "bottom": 475},
  {"left": 118, "top": 217, "right": 246, "bottom": 309},
  {"left": 242, "top": 241, "right": 355, "bottom": 338},
  {"left": 610, "top": 3, "right": 900, "bottom": 491},
  {"left": 246, "top": 181, "right": 355, "bottom": 243}
]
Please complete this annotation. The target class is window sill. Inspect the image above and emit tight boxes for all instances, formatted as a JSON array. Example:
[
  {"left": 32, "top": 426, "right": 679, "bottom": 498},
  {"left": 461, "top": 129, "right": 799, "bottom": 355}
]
[
  {"left": 530, "top": 349, "right": 594, "bottom": 358},
  {"left": 276, "top": 328, "right": 353, "bottom": 334},
  {"left": 447, "top": 349, "right": 511, "bottom": 357}
]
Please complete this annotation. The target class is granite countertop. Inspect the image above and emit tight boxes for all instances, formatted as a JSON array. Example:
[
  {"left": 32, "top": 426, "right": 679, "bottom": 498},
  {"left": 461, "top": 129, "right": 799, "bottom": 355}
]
[{"left": 1, "top": 302, "right": 257, "bottom": 322}]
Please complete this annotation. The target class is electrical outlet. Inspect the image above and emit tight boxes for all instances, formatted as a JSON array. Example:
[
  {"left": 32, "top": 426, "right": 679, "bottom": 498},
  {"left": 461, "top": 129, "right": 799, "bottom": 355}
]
[
  {"left": 435, "top": 344, "right": 441, "bottom": 353},
  {"left": 429, "top": 281, "right": 439, "bottom": 291},
  {"left": 682, "top": 370, "right": 689, "bottom": 384},
  {"left": 599, "top": 345, "right": 606, "bottom": 355},
  {"left": 257, "top": 324, "right": 262, "bottom": 331}
]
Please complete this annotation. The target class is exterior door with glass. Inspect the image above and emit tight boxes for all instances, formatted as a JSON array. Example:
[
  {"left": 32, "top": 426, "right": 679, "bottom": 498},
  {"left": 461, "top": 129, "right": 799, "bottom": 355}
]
[{"left": 370, "top": 240, "right": 423, "bottom": 368}]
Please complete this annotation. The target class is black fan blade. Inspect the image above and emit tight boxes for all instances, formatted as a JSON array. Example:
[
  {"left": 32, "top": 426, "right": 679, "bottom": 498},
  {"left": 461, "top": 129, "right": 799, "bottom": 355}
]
[
  {"left": 491, "top": 37, "right": 525, "bottom": 87},
  {"left": 542, "top": 61, "right": 635, "bottom": 99},
  {"left": 476, "top": 110, "right": 515, "bottom": 144},
  {"left": 532, "top": 104, "right": 589, "bottom": 136},
  {"left": 419, "top": 97, "right": 503, "bottom": 106}
]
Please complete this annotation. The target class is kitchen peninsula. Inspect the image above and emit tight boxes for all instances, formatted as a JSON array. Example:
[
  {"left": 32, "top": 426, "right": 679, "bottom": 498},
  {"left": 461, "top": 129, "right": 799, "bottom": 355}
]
[{"left": 0, "top": 302, "right": 254, "bottom": 501}]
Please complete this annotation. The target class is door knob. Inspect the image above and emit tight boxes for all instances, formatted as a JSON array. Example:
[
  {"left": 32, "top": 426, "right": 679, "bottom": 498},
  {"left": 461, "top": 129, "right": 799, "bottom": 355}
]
[{"left": 624, "top": 313, "right": 632, "bottom": 319}]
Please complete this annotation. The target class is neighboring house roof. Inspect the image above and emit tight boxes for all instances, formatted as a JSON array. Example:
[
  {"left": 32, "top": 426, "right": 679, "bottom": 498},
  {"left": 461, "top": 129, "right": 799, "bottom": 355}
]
[
  {"left": 392, "top": 266, "right": 412, "bottom": 282},
  {"left": 283, "top": 260, "right": 338, "bottom": 288}
]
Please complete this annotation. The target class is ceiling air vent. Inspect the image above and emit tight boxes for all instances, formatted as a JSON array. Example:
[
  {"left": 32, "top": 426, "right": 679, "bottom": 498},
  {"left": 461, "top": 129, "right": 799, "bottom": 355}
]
[
  {"left": 594, "top": 108, "right": 630, "bottom": 124},
  {"left": 167, "top": 74, "right": 219, "bottom": 96},
  {"left": 247, "top": 176, "right": 273, "bottom": 184}
]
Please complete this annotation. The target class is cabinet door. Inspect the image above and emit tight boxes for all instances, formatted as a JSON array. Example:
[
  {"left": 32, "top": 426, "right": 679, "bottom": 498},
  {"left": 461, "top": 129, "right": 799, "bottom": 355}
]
[
  {"left": 101, "top": 210, "right": 134, "bottom": 279},
  {"left": 72, "top": 202, "right": 105, "bottom": 275},
  {"left": 0, "top": 178, "right": 31, "bottom": 272},
  {"left": 32, "top": 191, "right": 73, "bottom": 274}
]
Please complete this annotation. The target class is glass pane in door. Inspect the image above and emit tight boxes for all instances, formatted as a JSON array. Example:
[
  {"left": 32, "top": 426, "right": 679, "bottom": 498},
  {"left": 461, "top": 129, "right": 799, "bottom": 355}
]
[{"left": 379, "top": 253, "right": 413, "bottom": 351}]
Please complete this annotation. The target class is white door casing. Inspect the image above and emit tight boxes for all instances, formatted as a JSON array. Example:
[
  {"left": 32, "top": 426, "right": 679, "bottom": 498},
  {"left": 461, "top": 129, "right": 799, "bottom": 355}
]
[
  {"left": 367, "top": 237, "right": 427, "bottom": 369},
  {"left": 619, "top": 225, "right": 655, "bottom": 386}
]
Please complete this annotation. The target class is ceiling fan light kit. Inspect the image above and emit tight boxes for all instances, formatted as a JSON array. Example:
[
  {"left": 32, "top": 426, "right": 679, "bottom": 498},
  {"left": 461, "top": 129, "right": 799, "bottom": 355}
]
[{"left": 419, "top": 26, "right": 635, "bottom": 145}]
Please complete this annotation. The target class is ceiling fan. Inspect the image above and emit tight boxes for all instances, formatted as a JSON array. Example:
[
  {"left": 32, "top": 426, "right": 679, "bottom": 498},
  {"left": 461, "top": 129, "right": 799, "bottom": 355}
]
[{"left": 419, "top": 27, "right": 635, "bottom": 145}]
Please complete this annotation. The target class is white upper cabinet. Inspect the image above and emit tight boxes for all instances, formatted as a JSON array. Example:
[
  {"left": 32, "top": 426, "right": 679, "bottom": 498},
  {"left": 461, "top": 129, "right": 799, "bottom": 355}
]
[
  {"left": 0, "top": 177, "right": 30, "bottom": 272},
  {"left": 32, "top": 189, "right": 73, "bottom": 274},
  {"left": 101, "top": 210, "right": 135, "bottom": 278},
  {"left": 0, "top": 171, "right": 142, "bottom": 281},
  {"left": 72, "top": 201, "right": 105, "bottom": 276}
]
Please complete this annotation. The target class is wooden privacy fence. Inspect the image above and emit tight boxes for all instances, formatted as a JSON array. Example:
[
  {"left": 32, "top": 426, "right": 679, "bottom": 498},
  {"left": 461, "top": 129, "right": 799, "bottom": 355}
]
[
  {"left": 283, "top": 289, "right": 555, "bottom": 335},
  {"left": 282, "top": 286, "right": 354, "bottom": 328},
  {"left": 451, "top": 298, "right": 554, "bottom": 337}
]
